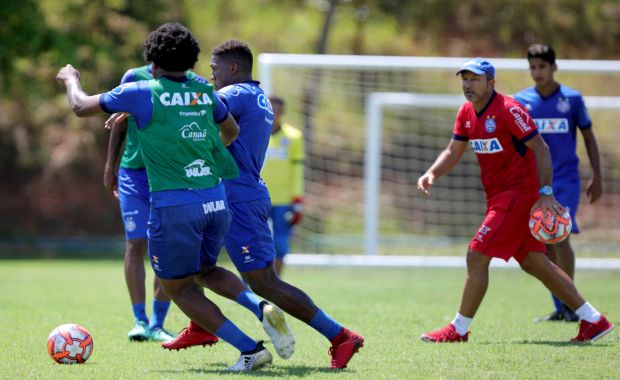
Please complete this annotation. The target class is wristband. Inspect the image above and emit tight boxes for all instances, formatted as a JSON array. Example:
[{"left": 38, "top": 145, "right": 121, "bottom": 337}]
[{"left": 539, "top": 186, "right": 553, "bottom": 196}]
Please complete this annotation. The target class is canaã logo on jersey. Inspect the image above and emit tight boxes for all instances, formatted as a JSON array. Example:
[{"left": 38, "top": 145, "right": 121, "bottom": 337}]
[
  {"left": 509, "top": 106, "right": 531, "bottom": 133},
  {"left": 179, "top": 122, "right": 208, "bottom": 141},
  {"left": 184, "top": 159, "right": 212, "bottom": 178},
  {"left": 535, "top": 118, "right": 569, "bottom": 134},
  {"left": 159, "top": 92, "right": 213, "bottom": 106},
  {"left": 470, "top": 138, "right": 503, "bottom": 154}
]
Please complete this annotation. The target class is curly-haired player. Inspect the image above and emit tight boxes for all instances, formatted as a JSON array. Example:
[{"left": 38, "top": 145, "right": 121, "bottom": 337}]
[{"left": 57, "top": 23, "right": 272, "bottom": 371}]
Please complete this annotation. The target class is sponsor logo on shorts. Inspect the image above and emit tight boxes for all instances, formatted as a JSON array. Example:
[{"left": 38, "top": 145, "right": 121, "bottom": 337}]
[
  {"left": 241, "top": 245, "right": 254, "bottom": 263},
  {"left": 184, "top": 159, "right": 212, "bottom": 178},
  {"left": 509, "top": 106, "right": 532, "bottom": 133},
  {"left": 470, "top": 138, "right": 503, "bottom": 154},
  {"left": 202, "top": 200, "right": 225, "bottom": 214},
  {"left": 159, "top": 92, "right": 213, "bottom": 106},
  {"left": 534, "top": 118, "right": 569, "bottom": 134}
]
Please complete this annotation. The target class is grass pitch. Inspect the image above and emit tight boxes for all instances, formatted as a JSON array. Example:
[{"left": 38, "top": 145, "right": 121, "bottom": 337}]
[{"left": 0, "top": 259, "right": 618, "bottom": 379}]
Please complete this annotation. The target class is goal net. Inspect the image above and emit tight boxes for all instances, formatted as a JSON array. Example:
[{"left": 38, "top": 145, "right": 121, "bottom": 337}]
[{"left": 258, "top": 54, "right": 620, "bottom": 257}]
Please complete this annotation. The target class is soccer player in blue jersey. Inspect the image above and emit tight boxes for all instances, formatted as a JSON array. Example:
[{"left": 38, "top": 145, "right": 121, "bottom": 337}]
[
  {"left": 57, "top": 23, "right": 272, "bottom": 371},
  {"left": 103, "top": 64, "right": 176, "bottom": 343},
  {"left": 514, "top": 44, "right": 603, "bottom": 323},
  {"left": 165, "top": 40, "right": 364, "bottom": 369}
]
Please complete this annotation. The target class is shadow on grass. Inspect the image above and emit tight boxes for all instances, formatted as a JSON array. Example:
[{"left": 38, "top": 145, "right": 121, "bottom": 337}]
[
  {"left": 154, "top": 363, "right": 345, "bottom": 376},
  {"left": 468, "top": 339, "right": 614, "bottom": 347}
]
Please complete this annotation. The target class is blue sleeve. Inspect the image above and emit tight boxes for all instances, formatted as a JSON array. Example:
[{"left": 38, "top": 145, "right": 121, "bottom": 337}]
[
  {"left": 576, "top": 95, "right": 592, "bottom": 129},
  {"left": 99, "top": 81, "right": 153, "bottom": 128},
  {"left": 217, "top": 86, "right": 242, "bottom": 119},
  {"left": 120, "top": 69, "right": 136, "bottom": 85},
  {"left": 213, "top": 95, "right": 228, "bottom": 123}
]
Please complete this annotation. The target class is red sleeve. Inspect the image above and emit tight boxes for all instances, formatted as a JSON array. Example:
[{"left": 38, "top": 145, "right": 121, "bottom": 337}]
[
  {"left": 504, "top": 100, "right": 537, "bottom": 140},
  {"left": 452, "top": 104, "right": 469, "bottom": 139}
]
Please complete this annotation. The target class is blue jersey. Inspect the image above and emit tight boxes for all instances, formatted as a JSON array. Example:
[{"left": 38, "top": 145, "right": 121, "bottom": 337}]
[
  {"left": 218, "top": 81, "right": 272, "bottom": 203},
  {"left": 514, "top": 85, "right": 592, "bottom": 182},
  {"left": 99, "top": 74, "right": 229, "bottom": 207}
]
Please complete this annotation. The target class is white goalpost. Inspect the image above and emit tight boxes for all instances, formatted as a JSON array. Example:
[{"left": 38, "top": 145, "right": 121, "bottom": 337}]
[{"left": 258, "top": 54, "right": 620, "bottom": 267}]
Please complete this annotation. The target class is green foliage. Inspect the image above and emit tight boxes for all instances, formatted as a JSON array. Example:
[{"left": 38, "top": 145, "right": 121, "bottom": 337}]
[{"left": 0, "top": 261, "right": 618, "bottom": 378}]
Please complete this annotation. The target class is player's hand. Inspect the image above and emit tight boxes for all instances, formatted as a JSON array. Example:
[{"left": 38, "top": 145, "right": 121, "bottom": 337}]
[
  {"left": 104, "top": 112, "right": 129, "bottom": 130},
  {"left": 417, "top": 172, "right": 435, "bottom": 195},
  {"left": 532, "top": 195, "right": 563, "bottom": 219},
  {"left": 586, "top": 176, "right": 603, "bottom": 204},
  {"left": 284, "top": 196, "right": 304, "bottom": 225},
  {"left": 103, "top": 164, "right": 119, "bottom": 199},
  {"left": 56, "top": 64, "right": 80, "bottom": 84}
]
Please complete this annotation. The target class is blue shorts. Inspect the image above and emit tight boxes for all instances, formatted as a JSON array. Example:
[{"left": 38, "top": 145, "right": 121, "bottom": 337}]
[
  {"left": 269, "top": 205, "right": 294, "bottom": 258},
  {"left": 118, "top": 168, "right": 150, "bottom": 240},
  {"left": 225, "top": 199, "right": 276, "bottom": 273},
  {"left": 554, "top": 179, "right": 580, "bottom": 233},
  {"left": 148, "top": 200, "right": 231, "bottom": 280}
]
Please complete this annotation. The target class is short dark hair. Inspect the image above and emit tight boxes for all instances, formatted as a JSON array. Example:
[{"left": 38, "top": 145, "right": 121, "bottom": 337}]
[
  {"left": 211, "top": 39, "right": 253, "bottom": 73},
  {"left": 143, "top": 23, "right": 200, "bottom": 71},
  {"left": 527, "top": 44, "right": 556, "bottom": 65},
  {"left": 269, "top": 96, "right": 285, "bottom": 107}
]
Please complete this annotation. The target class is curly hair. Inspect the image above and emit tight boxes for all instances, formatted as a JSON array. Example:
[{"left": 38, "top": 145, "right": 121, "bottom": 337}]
[
  {"left": 211, "top": 39, "right": 253, "bottom": 73},
  {"left": 143, "top": 23, "right": 200, "bottom": 71}
]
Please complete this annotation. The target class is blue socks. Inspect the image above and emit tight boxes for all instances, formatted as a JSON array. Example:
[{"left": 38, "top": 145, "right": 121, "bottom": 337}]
[
  {"left": 215, "top": 320, "right": 257, "bottom": 353},
  {"left": 236, "top": 290, "right": 263, "bottom": 320},
  {"left": 132, "top": 303, "right": 148, "bottom": 324},
  {"left": 149, "top": 300, "right": 171, "bottom": 329},
  {"left": 552, "top": 293, "right": 564, "bottom": 313},
  {"left": 308, "top": 309, "right": 343, "bottom": 340}
]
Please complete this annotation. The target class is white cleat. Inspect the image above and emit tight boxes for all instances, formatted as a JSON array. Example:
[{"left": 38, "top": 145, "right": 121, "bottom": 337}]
[
  {"left": 226, "top": 341, "right": 273, "bottom": 371},
  {"left": 262, "top": 303, "right": 295, "bottom": 359}
]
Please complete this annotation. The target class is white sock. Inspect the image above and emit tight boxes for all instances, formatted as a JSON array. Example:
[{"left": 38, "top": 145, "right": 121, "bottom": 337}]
[
  {"left": 451, "top": 313, "right": 472, "bottom": 336},
  {"left": 575, "top": 302, "right": 601, "bottom": 323}
]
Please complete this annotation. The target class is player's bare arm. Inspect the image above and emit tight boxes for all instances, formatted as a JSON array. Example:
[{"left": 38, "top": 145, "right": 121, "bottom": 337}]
[
  {"left": 217, "top": 113, "right": 240, "bottom": 146},
  {"left": 525, "top": 133, "right": 561, "bottom": 215},
  {"left": 104, "top": 112, "right": 129, "bottom": 130},
  {"left": 103, "top": 117, "right": 128, "bottom": 198},
  {"left": 581, "top": 128, "right": 603, "bottom": 203},
  {"left": 417, "top": 138, "right": 467, "bottom": 195},
  {"left": 56, "top": 64, "right": 103, "bottom": 116}
]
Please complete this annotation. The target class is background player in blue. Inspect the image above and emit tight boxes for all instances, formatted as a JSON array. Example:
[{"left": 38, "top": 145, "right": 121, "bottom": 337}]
[
  {"left": 103, "top": 64, "right": 175, "bottom": 343},
  {"left": 56, "top": 23, "right": 272, "bottom": 371},
  {"left": 514, "top": 44, "right": 603, "bottom": 322},
  {"left": 167, "top": 39, "right": 364, "bottom": 369}
]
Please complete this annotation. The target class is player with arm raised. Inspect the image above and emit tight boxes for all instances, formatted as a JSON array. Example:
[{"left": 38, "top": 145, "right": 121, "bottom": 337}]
[
  {"left": 262, "top": 96, "right": 305, "bottom": 276},
  {"left": 514, "top": 44, "right": 603, "bottom": 322},
  {"left": 418, "top": 58, "right": 613, "bottom": 343},
  {"left": 57, "top": 23, "right": 273, "bottom": 371},
  {"left": 164, "top": 40, "right": 364, "bottom": 369},
  {"left": 103, "top": 64, "right": 176, "bottom": 343}
]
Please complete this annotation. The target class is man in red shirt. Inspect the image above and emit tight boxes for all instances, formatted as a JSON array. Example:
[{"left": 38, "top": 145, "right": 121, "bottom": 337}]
[{"left": 417, "top": 58, "right": 613, "bottom": 343}]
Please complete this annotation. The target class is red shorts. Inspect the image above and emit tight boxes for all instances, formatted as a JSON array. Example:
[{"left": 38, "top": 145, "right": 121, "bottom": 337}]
[{"left": 469, "top": 190, "right": 546, "bottom": 264}]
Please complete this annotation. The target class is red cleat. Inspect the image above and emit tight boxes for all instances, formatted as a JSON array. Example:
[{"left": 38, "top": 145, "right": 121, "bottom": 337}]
[
  {"left": 421, "top": 324, "right": 468, "bottom": 343},
  {"left": 328, "top": 328, "right": 364, "bottom": 369},
  {"left": 161, "top": 321, "right": 219, "bottom": 350},
  {"left": 570, "top": 314, "right": 614, "bottom": 343}
]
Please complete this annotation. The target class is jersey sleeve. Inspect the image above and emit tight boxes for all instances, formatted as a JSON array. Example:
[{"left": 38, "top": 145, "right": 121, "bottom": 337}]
[
  {"left": 99, "top": 81, "right": 153, "bottom": 128},
  {"left": 575, "top": 95, "right": 593, "bottom": 129},
  {"left": 452, "top": 105, "right": 469, "bottom": 141},
  {"left": 505, "top": 101, "right": 539, "bottom": 142},
  {"left": 217, "top": 86, "right": 242, "bottom": 119},
  {"left": 212, "top": 95, "right": 228, "bottom": 123},
  {"left": 120, "top": 69, "right": 136, "bottom": 85}
]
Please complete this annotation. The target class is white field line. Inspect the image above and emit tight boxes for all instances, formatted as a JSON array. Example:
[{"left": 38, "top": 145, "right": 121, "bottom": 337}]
[{"left": 285, "top": 254, "right": 620, "bottom": 270}]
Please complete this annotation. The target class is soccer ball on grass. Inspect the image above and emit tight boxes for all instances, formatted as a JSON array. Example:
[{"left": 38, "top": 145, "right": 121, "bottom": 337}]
[
  {"left": 529, "top": 207, "right": 572, "bottom": 244},
  {"left": 47, "top": 323, "right": 93, "bottom": 364}
]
